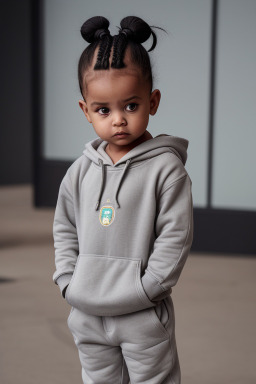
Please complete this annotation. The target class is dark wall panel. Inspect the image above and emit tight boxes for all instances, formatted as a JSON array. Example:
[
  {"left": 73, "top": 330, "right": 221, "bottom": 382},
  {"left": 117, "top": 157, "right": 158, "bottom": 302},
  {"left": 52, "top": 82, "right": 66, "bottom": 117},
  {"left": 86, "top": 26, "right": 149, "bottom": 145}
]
[{"left": 0, "top": 0, "right": 32, "bottom": 184}]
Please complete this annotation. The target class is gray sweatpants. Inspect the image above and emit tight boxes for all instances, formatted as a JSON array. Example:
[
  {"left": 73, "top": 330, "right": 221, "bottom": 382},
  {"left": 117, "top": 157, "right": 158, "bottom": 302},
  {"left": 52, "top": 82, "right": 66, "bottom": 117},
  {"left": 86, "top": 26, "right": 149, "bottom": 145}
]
[{"left": 67, "top": 296, "right": 180, "bottom": 384}]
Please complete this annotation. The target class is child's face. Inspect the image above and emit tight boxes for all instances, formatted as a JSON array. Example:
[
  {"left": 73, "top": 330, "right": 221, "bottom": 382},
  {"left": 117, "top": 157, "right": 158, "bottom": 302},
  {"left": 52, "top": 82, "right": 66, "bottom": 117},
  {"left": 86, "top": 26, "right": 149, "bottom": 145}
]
[{"left": 79, "top": 63, "right": 161, "bottom": 153}]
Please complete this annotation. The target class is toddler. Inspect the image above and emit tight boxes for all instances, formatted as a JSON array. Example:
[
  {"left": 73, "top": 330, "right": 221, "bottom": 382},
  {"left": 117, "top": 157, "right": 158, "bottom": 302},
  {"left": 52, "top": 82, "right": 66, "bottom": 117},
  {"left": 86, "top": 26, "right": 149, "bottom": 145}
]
[{"left": 53, "top": 15, "right": 193, "bottom": 384}]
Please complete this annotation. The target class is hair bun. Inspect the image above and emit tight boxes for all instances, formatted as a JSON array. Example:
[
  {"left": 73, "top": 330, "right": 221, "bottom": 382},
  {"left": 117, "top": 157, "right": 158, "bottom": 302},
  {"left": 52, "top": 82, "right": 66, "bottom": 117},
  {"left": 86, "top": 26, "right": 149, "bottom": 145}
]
[
  {"left": 81, "top": 16, "right": 110, "bottom": 43},
  {"left": 120, "top": 16, "right": 157, "bottom": 51}
]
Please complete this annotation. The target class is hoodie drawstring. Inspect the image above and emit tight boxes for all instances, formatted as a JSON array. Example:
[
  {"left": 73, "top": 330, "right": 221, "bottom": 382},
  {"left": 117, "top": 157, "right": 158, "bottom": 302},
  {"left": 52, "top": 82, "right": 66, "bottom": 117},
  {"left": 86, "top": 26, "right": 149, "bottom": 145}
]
[
  {"left": 95, "top": 159, "right": 131, "bottom": 210},
  {"left": 95, "top": 159, "right": 106, "bottom": 211},
  {"left": 115, "top": 159, "right": 131, "bottom": 209}
]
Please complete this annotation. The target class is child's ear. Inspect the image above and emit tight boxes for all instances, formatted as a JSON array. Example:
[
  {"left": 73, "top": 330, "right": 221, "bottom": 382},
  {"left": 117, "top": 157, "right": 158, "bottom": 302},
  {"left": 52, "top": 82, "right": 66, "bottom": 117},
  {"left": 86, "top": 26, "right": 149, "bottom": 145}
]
[
  {"left": 149, "top": 89, "right": 161, "bottom": 116},
  {"left": 79, "top": 99, "right": 92, "bottom": 123}
]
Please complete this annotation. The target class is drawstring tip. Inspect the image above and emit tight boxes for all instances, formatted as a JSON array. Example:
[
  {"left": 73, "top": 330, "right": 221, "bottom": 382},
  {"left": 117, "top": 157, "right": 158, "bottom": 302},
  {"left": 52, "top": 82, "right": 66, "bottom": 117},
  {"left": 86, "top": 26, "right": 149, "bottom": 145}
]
[{"left": 95, "top": 201, "right": 100, "bottom": 211}]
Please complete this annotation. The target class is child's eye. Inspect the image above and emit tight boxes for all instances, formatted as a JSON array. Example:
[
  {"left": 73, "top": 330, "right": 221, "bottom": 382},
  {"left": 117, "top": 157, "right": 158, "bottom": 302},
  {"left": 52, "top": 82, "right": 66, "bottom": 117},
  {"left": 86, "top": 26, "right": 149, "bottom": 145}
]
[
  {"left": 126, "top": 103, "right": 138, "bottom": 112},
  {"left": 98, "top": 107, "right": 110, "bottom": 115}
]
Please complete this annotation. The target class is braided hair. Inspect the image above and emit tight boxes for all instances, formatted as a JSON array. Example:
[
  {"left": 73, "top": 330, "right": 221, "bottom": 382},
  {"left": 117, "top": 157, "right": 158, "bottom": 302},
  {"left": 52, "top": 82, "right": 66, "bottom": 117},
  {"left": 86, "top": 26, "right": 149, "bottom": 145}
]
[{"left": 78, "top": 16, "right": 162, "bottom": 96}]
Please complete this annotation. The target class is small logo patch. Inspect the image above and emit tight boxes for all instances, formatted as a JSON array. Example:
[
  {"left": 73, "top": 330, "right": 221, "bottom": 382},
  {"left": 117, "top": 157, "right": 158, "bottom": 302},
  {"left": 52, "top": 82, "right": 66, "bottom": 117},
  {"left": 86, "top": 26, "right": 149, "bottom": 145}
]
[{"left": 99, "top": 205, "right": 115, "bottom": 226}]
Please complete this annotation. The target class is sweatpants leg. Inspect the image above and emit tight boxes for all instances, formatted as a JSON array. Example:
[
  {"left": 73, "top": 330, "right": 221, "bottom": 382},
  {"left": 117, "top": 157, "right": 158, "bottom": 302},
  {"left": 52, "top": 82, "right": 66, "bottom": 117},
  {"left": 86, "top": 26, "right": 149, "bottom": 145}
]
[
  {"left": 67, "top": 308, "right": 129, "bottom": 384},
  {"left": 117, "top": 297, "right": 180, "bottom": 384},
  {"left": 68, "top": 296, "right": 180, "bottom": 384}
]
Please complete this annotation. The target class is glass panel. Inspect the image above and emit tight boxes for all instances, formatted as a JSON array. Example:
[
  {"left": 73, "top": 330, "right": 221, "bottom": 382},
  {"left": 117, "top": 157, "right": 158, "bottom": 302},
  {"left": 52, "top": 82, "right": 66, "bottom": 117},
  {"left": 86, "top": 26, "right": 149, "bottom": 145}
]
[{"left": 212, "top": 0, "right": 256, "bottom": 210}]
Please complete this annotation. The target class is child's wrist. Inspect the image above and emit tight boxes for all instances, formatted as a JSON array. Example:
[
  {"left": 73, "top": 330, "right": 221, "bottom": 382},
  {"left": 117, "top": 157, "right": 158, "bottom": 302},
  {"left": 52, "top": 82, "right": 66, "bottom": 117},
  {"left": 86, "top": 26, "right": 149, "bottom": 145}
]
[
  {"left": 141, "top": 271, "right": 165, "bottom": 301},
  {"left": 56, "top": 273, "right": 73, "bottom": 297}
]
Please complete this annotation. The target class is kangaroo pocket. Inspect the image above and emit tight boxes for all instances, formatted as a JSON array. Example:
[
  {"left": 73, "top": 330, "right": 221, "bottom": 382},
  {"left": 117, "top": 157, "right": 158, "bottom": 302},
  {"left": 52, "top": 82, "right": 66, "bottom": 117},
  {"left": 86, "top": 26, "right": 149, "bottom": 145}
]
[{"left": 65, "top": 254, "right": 154, "bottom": 316}]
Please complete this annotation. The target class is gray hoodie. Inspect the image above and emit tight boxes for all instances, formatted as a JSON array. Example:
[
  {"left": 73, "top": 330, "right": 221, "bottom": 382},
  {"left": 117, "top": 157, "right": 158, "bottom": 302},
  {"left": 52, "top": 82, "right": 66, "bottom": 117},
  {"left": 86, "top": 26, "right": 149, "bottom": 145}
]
[{"left": 53, "top": 134, "right": 193, "bottom": 316}]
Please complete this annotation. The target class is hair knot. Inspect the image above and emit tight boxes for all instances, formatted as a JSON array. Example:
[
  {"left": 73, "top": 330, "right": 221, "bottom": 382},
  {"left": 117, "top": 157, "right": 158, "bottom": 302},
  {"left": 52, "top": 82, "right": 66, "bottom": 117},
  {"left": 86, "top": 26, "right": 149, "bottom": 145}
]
[
  {"left": 94, "top": 28, "right": 111, "bottom": 40},
  {"left": 120, "top": 28, "right": 133, "bottom": 39},
  {"left": 80, "top": 16, "right": 110, "bottom": 43}
]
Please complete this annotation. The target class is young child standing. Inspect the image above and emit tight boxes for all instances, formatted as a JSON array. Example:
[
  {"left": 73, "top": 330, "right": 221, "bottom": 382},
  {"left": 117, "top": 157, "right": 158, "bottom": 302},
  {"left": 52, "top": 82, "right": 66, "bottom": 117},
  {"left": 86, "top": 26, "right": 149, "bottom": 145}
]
[{"left": 53, "top": 16, "right": 193, "bottom": 384}]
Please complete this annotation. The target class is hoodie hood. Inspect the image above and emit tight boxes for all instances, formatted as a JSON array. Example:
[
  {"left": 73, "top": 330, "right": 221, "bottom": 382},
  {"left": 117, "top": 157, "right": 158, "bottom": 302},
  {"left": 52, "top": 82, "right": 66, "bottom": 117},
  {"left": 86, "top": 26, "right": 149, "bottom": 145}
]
[
  {"left": 83, "top": 134, "right": 189, "bottom": 210},
  {"left": 83, "top": 134, "right": 189, "bottom": 167}
]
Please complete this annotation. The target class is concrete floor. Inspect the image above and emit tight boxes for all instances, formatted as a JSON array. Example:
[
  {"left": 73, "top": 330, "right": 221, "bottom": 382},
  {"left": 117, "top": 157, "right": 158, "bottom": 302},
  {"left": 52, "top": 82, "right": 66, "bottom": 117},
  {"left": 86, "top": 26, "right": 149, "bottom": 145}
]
[{"left": 0, "top": 185, "right": 255, "bottom": 384}]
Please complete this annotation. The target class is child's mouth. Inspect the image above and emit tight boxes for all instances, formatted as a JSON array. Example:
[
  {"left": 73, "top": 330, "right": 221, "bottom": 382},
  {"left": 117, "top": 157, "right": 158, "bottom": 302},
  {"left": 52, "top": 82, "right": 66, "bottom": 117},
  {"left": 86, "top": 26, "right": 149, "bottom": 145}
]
[{"left": 113, "top": 132, "right": 130, "bottom": 138}]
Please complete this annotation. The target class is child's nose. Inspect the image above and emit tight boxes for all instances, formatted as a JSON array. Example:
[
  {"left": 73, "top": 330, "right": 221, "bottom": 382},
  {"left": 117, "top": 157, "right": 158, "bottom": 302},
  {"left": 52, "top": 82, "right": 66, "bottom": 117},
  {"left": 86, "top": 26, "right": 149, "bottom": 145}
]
[{"left": 112, "top": 112, "right": 127, "bottom": 127}]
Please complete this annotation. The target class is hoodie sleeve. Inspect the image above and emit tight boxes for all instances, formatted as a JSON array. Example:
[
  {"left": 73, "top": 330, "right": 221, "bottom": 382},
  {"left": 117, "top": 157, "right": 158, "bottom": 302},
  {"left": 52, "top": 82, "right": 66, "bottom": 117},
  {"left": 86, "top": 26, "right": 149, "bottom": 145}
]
[
  {"left": 52, "top": 170, "right": 79, "bottom": 297},
  {"left": 141, "top": 173, "right": 193, "bottom": 301}
]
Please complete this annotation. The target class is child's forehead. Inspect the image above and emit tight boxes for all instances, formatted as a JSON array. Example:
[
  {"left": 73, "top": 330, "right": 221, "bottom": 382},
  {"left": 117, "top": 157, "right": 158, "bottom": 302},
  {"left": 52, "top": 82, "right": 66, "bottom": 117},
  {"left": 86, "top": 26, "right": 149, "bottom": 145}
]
[
  {"left": 84, "top": 68, "right": 148, "bottom": 102},
  {"left": 83, "top": 46, "right": 146, "bottom": 92}
]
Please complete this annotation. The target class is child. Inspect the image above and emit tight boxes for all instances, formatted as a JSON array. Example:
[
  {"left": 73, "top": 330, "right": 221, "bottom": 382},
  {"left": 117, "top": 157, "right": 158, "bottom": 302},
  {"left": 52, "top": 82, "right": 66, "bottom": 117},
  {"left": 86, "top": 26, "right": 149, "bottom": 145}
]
[{"left": 53, "top": 15, "right": 193, "bottom": 384}]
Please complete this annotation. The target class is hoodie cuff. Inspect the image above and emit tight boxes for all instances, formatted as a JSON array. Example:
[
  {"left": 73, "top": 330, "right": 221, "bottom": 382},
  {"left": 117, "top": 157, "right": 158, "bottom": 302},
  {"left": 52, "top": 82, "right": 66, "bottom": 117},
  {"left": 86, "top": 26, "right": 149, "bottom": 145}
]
[
  {"left": 141, "top": 271, "right": 165, "bottom": 301},
  {"left": 56, "top": 274, "right": 73, "bottom": 298}
]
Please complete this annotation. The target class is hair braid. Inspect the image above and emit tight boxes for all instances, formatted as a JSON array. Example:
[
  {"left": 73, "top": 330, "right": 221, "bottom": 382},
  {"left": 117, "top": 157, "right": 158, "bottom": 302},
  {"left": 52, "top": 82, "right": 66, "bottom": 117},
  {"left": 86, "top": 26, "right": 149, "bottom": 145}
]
[
  {"left": 94, "top": 34, "right": 112, "bottom": 69},
  {"left": 111, "top": 33, "right": 128, "bottom": 69},
  {"left": 101, "top": 34, "right": 113, "bottom": 69}
]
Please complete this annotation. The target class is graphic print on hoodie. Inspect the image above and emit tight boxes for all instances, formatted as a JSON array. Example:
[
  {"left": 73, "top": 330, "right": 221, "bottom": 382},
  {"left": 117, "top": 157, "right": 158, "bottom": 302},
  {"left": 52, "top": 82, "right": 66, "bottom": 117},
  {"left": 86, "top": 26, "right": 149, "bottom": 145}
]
[{"left": 53, "top": 135, "right": 193, "bottom": 316}]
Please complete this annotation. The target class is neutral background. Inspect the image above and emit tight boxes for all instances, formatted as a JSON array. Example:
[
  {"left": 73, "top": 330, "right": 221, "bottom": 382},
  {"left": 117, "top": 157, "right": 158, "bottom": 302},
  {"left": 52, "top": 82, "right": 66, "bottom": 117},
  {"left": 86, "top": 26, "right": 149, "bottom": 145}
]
[{"left": 0, "top": 1, "right": 256, "bottom": 383}]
